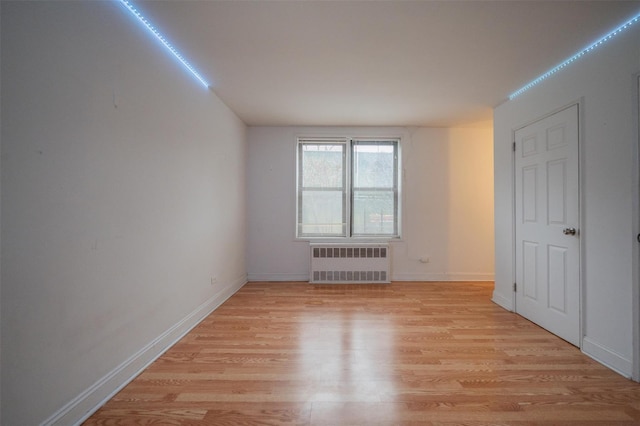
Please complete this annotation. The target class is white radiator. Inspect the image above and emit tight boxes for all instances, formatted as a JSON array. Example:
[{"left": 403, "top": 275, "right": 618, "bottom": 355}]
[{"left": 309, "top": 243, "right": 391, "bottom": 284}]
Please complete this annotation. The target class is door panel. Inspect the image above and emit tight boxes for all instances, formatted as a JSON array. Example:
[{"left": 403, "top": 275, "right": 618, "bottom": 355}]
[
  {"left": 515, "top": 104, "right": 580, "bottom": 346},
  {"left": 522, "top": 241, "right": 539, "bottom": 300},
  {"left": 522, "top": 166, "right": 538, "bottom": 223},
  {"left": 548, "top": 244, "right": 567, "bottom": 313},
  {"left": 547, "top": 159, "right": 567, "bottom": 224}
]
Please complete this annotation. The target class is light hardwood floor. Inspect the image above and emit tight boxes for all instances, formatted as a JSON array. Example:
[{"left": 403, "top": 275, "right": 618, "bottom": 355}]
[{"left": 84, "top": 281, "right": 640, "bottom": 425}]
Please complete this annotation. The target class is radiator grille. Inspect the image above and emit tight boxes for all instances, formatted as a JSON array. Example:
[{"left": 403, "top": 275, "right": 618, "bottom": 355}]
[{"left": 310, "top": 244, "right": 390, "bottom": 284}]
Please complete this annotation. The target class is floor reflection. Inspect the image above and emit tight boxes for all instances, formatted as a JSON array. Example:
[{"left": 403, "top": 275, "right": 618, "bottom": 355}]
[{"left": 298, "top": 308, "right": 397, "bottom": 402}]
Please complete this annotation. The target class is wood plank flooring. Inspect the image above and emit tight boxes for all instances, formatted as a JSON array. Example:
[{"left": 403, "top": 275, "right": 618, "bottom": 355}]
[{"left": 84, "top": 281, "right": 640, "bottom": 425}]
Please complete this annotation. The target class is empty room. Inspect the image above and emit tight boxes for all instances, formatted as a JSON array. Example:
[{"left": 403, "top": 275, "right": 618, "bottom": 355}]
[{"left": 2, "top": 1, "right": 640, "bottom": 424}]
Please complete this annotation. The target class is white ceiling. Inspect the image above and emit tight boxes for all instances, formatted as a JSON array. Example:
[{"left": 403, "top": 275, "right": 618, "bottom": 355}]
[{"left": 135, "top": 1, "right": 640, "bottom": 127}]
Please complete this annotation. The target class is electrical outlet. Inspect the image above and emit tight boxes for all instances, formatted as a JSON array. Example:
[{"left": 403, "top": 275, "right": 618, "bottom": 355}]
[
  {"left": 210, "top": 276, "right": 217, "bottom": 285},
  {"left": 419, "top": 256, "right": 430, "bottom": 264}
]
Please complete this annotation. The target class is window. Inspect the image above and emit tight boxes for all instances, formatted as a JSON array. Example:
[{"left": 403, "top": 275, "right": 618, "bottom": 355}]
[{"left": 297, "top": 137, "right": 400, "bottom": 238}]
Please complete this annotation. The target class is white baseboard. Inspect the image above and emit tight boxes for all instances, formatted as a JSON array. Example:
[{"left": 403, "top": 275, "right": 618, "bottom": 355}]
[
  {"left": 491, "top": 290, "right": 514, "bottom": 311},
  {"left": 391, "top": 272, "right": 495, "bottom": 282},
  {"left": 582, "top": 337, "right": 632, "bottom": 379},
  {"left": 247, "top": 273, "right": 309, "bottom": 282},
  {"left": 248, "top": 272, "right": 495, "bottom": 283},
  {"left": 44, "top": 275, "right": 247, "bottom": 426}
]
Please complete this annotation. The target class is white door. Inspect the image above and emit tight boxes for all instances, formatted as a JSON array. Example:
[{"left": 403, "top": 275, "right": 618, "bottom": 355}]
[{"left": 515, "top": 104, "right": 580, "bottom": 346}]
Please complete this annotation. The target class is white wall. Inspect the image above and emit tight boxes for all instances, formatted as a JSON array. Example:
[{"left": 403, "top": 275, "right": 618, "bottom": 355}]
[
  {"left": 493, "top": 23, "right": 640, "bottom": 378},
  {"left": 1, "top": 2, "right": 247, "bottom": 424},
  {"left": 247, "top": 126, "right": 494, "bottom": 282}
]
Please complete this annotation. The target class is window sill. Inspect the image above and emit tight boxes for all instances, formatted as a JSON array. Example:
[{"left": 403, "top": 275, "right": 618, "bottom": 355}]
[{"left": 294, "top": 237, "right": 403, "bottom": 243}]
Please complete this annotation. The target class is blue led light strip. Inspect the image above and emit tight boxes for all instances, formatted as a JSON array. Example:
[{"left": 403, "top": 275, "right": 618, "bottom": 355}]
[
  {"left": 509, "top": 12, "right": 640, "bottom": 100},
  {"left": 119, "top": 0, "right": 211, "bottom": 89}
]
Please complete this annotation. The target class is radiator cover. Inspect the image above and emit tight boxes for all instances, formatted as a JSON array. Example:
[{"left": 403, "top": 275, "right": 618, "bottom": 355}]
[{"left": 309, "top": 243, "right": 391, "bottom": 284}]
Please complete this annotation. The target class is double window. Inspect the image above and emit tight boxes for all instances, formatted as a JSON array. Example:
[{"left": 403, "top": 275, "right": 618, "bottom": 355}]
[{"left": 296, "top": 137, "right": 400, "bottom": 238}]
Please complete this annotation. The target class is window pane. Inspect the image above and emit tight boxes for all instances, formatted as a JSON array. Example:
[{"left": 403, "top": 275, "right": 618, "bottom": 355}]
[
  {"left": 299, "top": 190, "right": 345, "bottom": 236},
  {"left": 297, "top": 137, "right": 399, "bottom": 239},
  {"left": 353, "top": 143, "right": 395, "bottom": 188},
  {"left": 352, "top": 190, "right": 395, "bottom": 236},
  {"left": 302, "top": 144, "right": 344, "bottom": 188}
]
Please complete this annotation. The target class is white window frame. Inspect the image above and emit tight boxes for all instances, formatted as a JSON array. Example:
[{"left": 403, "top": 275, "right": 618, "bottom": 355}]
[{"left": 296, "top": 136, "right": 401, "bottom": 240}]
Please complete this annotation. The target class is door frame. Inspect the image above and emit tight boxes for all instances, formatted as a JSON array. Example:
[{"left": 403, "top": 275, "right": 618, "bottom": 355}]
[
  {"left": 512, "top": 100, "right": 584, "bottom": 348},
  {"left": 632, "top": 73, "right": 640, "bottom": 381}
]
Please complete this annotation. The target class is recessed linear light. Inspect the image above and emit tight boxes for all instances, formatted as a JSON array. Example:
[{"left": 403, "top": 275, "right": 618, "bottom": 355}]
[
  {"left": 509, "top": 11, "right": 640, "bottom": 100},
  {"left": 119, "top": 0, "right": 211, "bottom": 89}
]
